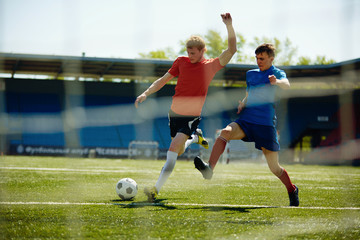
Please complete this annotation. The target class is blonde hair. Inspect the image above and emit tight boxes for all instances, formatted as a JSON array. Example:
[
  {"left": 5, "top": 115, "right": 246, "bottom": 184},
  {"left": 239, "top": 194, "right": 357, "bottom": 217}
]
[{"left": 186, "top": 36, "right": 206, "bottom": 51}]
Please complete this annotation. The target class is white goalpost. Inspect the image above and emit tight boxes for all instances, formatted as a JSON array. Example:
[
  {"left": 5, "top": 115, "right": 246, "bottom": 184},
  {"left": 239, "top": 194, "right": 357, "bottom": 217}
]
[{"left": 128, "top": 141, "right": 159, "bottom": 160}]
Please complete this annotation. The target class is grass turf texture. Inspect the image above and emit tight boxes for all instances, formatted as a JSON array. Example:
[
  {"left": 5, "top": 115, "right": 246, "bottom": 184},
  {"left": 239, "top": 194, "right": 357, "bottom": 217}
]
[{"left": 0, "top": 156, "right": 359, "bottom": 239}]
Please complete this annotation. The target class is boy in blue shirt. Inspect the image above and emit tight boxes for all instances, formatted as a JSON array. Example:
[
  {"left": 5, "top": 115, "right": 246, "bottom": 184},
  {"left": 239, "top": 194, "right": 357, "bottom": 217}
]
[{"left": 194, "top": 43, "right": 299, "bottom": 206}]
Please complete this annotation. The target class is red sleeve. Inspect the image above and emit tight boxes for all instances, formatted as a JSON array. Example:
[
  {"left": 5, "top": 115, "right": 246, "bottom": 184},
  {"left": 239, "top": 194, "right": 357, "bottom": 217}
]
[
  {"left": 168, "top": 57, "right": 180, "bottom": 77},
  {"left": 213, "top": 58, "right": 224, "bottom": 72}
]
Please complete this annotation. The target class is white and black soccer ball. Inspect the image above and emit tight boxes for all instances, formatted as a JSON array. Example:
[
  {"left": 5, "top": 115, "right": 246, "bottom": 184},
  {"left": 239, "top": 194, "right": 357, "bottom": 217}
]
[{"left": 116, "top": 178, "right": 138, "bottom": 200}]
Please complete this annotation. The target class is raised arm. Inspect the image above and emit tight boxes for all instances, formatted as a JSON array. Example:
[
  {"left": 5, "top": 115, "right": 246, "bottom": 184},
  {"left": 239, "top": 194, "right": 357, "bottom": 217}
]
[
  {"left": 219, "top": 13, "right": 237, "bottom": 66},
  {"left": 134, "top": 72, "right": 174, "bottom": 108}
]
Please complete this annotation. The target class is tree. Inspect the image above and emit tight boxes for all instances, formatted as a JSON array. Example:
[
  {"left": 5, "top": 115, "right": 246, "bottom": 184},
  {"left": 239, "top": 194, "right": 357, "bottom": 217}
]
[
  {"left": 235, "top": 33, "right": 251, "bottom": 63},
  {"left": 313, "top": 55, "right": 336, "bottom": 65},
  {"left": 138, "top": 47, "right": 176, "bottom": 60},
  {"left": 297, "top": 56, "right": 312, "bottom": 65},
  {"left": 296, "top": 55, "right": 336, "bottom": 65},
  {"left": 249, "top": 36, "right": 297, "bottom": 65},
  {"left": 204, "top": 30, "right": 226, "bottom": 58},
  {"left": 276, "top": 37, "right": 298, "bottom": 66},
  {"left": 138, "top": 30, "right": 336, "bottom": 65}
]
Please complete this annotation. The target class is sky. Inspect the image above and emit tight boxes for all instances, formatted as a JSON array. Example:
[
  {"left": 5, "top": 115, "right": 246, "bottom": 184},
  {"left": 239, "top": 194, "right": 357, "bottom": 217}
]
[{"left": 0, "top": 0, "right": 359, "bottom": 63}]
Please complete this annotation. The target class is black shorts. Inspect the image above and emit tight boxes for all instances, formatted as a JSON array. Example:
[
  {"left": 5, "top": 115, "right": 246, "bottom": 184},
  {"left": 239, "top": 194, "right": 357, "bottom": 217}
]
[{"left": 168, "top": 110, "right": 201, "bottom": 138}]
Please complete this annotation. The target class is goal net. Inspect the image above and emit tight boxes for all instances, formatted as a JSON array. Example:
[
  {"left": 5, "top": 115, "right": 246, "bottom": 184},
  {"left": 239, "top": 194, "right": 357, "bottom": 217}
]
[{"left": 128, "top": 141, "right": 159, "bottom": 160}]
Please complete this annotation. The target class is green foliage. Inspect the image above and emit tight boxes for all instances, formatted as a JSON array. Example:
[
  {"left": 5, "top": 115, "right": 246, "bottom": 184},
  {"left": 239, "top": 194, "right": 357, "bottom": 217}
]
[
  {"left": 204, "top": 30, "right": 226, "bottom": 58},
  {"left": 1, "top": 156, "right": 359, "bottom": 239},
  {"left": 314, "top": 55, "right": 336, "bottom": 65},
  {"left": 276, "top": 37, "right": 298, "bottom": 66},
  {"left": 248, "top": 36, "right": 298, "bottom": 65},
  {"left": 297, "top": 56, "right": 313, "bottom": 65},
  {"left": 138, "top": 47, "right": 176, "bottom": 59},
  {"left": 139, "top": 30, "right": 336, "bottom": 65},
  {"left": 296, "top": 55, "right": 336, "bottom": 65}
]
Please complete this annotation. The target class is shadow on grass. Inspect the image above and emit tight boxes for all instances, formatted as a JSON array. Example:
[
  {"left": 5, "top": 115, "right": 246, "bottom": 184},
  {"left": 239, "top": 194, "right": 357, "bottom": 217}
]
[
  {"left": 111, "top": 199, "right": 276, "bottom": 213},
  {"left": 191, "top": 206, "right": 274, "bottom": 213},
  {"left": 111, "top": 198, "right": 177, "bottom": 210}
]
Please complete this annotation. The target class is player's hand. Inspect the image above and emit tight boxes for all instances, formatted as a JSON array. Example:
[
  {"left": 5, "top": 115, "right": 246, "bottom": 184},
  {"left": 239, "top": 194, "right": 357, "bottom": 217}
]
[
  {"left": 221, "top": 13, "right": 232, "bottom": 25},
  {"left": 269, "top": 75, "right": 277, "bottom": 85},
  {"left": 134, "top": 94, "right": 147, "bottom": 108},
  {"left": 237, "top": 100, "right": 245, "bottom": 114}
]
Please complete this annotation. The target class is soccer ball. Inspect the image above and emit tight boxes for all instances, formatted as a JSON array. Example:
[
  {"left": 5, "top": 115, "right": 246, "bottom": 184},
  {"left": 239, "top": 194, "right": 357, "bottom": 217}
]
[{"left": 116, "top": 178, "right": 138, "bottom": 200}]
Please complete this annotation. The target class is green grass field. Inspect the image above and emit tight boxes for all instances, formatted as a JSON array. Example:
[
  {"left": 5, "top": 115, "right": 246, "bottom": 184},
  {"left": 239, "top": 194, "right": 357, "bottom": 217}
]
[{"left": 0, "top": 156, "right": 359, "bottom": 239}]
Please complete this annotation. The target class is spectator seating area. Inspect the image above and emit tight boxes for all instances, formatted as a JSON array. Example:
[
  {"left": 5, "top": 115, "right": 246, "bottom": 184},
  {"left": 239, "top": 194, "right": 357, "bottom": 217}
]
[{"left": 5, "top": 91, "right": 230, "bottom": 150}]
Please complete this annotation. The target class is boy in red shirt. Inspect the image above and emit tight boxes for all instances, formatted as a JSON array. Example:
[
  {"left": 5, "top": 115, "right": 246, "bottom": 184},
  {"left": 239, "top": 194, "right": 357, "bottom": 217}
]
[{"left": 135, "top": 13, "right": 237, "bottom": 201}]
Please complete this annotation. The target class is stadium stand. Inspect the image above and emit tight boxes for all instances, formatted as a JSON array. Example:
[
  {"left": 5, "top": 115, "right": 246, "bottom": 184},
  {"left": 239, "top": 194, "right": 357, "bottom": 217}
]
[{"left": 1, "top": 53, "right": 359, "bottom": 163}]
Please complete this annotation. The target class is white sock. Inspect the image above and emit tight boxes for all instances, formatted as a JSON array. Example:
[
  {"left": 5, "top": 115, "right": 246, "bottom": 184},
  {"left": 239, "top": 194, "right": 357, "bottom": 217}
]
[
  {"left": 155, "top": 151, "right": 178, "bottom": 192},
  {"left": 184, "top": 134, "right": 198, "bottom": 149}
]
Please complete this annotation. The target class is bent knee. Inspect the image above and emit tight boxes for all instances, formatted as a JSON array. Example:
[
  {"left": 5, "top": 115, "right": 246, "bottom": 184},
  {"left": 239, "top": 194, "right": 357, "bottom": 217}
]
[
  {"left": 169, "top": 142, "right": 185, "bottom": 155},
  {"left": 220, "top": 127, "right": 232, "bottom": 140},
  {"left": 169, "top": 146, "right": 184, "bottom": 155}
]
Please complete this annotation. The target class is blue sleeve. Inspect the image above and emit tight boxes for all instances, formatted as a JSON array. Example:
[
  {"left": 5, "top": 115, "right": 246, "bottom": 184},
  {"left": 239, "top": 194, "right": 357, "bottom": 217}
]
[
  {"left": 245, "top": 71, "right": 250, "bottom": 91},
  {"left": 274, "top": 68, "right": 287, "bottom": 80}
]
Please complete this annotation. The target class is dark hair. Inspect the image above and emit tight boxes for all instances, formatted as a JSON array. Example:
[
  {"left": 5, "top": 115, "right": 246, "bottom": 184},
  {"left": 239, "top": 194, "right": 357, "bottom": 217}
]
[{"left": 255, "top": 43, "right": 276, "bottom": 58}]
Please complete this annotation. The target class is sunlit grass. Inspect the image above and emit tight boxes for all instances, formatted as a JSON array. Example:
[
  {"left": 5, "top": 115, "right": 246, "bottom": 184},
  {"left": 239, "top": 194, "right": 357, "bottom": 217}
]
[{"left": 0, "top": 156, "right": 359, "bottom": 239}]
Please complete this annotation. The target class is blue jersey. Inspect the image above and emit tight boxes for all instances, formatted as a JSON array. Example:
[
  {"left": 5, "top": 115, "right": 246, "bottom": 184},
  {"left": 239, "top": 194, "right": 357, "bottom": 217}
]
[{"left": 237, "top": 65, "right": 287, "bottom": 126}]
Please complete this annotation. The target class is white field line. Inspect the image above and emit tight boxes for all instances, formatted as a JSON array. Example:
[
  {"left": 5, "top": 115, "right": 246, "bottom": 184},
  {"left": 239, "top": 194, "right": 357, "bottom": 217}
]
[
  {"left": 0, "top": 166, "right": 149, "bottom": 173},
  {"left": 0, "top": 201, "right": 359, "bottom": 210}
]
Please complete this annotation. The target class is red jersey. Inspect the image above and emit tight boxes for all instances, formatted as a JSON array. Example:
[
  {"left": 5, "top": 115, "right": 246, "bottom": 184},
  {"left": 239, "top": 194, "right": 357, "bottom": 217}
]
[{"left": 168, "top": 56, "right": 223, "bottom": 116}]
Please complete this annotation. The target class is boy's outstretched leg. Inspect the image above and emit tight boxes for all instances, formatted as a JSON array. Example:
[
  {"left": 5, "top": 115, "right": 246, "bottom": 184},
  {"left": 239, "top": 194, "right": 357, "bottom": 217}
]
[
  {"left": 145, "top": 151, "right": 177, "bottom": 202},
  {"left": 194, "top": 156, "right": 213, "bottom": 179},
  {"left": 208, "top": 136, "right": 227, "bottom": 169},
  {"left": 194, "top": 136, "right": 227, "bottom": 179},
  {"left": 208, "top": 122, "right": 245, "bottom": 169},
  {"left": 263, "top": 148, "right": 299, "bottom": 206},
  {"left": 288, "top": 185, "right": 299, "bottom": 207},
  {"left": 194, "top": 122, "right": 245, "bottom": 179},
  {"left": 279, "top": 168, "right": 299, "bottom": 206}
]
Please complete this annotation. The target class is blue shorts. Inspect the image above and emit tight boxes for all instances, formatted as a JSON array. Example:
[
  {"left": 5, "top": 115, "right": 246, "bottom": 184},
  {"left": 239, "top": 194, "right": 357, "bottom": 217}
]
[{"left": 235, "top": 119, "right": 280, "bottom": 151}]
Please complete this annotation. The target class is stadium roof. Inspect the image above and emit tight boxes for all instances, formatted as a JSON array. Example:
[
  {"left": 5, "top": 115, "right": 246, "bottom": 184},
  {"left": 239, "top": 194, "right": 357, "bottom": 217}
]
[{"left": 0, "top": 52, "right": 359, "bottom": 83}]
